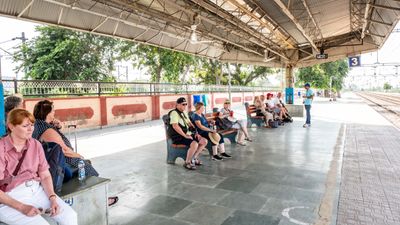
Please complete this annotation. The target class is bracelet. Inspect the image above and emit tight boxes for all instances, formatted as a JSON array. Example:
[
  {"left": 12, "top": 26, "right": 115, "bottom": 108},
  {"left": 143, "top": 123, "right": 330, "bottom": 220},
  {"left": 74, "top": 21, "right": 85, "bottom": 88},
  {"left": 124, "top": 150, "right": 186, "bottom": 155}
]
[{"left": 48, "top": 194, "right": 57, "bottom": 200}]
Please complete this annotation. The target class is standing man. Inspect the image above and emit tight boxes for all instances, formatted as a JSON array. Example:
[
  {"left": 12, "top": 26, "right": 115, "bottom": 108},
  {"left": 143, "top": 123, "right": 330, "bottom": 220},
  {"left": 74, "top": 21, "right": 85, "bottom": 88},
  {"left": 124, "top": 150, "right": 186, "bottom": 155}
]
[{"left": 303, "top": 83, "right": 314, "bottom": 128}]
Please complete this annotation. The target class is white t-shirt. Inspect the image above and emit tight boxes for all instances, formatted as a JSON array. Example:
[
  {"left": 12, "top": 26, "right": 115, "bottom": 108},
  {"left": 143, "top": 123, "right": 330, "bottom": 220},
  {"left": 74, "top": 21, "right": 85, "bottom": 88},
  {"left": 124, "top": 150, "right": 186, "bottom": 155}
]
[{"left": 266, "top": 99, "right": 275, "bottom": 108}]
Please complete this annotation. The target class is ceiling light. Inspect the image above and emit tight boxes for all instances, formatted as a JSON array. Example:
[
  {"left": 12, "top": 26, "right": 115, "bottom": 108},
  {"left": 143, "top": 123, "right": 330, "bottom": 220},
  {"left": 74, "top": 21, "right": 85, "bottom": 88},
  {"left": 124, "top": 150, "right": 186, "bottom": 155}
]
[
  {"left": 190, "top": 25, "right": 198, "bottom": 42},
  {"left": 263, "top": 49, "right": 269, "bottom": 62}
]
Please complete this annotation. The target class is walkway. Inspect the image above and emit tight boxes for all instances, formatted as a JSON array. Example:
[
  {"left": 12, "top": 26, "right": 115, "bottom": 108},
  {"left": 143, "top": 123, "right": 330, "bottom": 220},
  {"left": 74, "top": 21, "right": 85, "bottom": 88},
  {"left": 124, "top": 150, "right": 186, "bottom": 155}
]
[{"left": 72, "top": 92, "right": 399, "bottom": 225}]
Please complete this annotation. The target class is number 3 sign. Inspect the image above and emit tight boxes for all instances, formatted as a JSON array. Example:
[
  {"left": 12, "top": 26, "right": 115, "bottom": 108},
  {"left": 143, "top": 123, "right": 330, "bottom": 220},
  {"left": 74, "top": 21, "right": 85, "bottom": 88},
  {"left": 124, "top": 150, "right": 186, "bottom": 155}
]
[{"left": 348, "top": 56, "right": 361, "bottom": 67}]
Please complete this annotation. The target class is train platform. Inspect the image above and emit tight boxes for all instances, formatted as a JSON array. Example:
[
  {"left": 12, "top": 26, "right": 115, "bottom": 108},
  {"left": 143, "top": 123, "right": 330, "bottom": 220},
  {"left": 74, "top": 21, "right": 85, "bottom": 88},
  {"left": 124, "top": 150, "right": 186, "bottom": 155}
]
[{"left": 77, "top": 92, "right": 399, "bottom": 225}]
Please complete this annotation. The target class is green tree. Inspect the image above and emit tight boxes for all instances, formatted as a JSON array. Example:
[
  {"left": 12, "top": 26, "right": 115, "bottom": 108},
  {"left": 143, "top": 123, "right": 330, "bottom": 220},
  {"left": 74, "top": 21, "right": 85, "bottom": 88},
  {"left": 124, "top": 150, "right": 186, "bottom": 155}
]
[
  {"left": 383, "top": 82, "right": 392, "bottom": 91},
  {"left": 13, "top": 26, "right": 119, "bottom": 81},
  {"left": 296, "top": 59, "right": 349, "bottom": 91},
  {"left": 229, "top": 64, "right": 276, "bottom": 86},
  {"left": 119, "top": 43, "right": 195, "bottom": 83},
  {"left": 193, "top": 60, "right": 275, "bottom": 86}
]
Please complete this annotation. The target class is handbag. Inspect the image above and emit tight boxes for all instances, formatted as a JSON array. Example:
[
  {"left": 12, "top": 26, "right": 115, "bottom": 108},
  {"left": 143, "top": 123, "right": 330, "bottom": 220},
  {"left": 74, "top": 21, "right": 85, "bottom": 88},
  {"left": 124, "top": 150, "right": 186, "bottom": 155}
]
[{"left": 216, "top": 117, "right": 234, "bottom": 130}]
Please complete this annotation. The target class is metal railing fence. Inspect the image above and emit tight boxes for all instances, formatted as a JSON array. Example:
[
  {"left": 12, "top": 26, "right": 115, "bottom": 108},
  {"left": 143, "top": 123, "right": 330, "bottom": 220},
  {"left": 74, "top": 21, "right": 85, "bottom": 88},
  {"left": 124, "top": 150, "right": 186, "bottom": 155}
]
[{"left": 2, "top": 79, "right": 280, "bottom": 97}]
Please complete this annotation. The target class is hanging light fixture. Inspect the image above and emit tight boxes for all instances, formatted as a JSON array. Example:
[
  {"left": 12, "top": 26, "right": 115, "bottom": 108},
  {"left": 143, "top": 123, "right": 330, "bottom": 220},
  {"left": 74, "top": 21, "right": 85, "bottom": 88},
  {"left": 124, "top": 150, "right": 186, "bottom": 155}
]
[
  {"left": 263, "top": 49, "right": 270, "bottom": 62},
  {"left": 190, "top": 25, "right": 198, "bottom": 42},
  {"left": 263, "top": 49, "right": 276, "bottom": 62}
]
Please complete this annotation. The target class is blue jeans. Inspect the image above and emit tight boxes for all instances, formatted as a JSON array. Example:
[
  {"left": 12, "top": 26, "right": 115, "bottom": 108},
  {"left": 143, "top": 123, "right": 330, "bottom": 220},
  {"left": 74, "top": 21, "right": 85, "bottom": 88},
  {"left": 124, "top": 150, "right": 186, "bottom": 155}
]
[{"left": 305, "top": 105, "right": 311, "bottom": 124}]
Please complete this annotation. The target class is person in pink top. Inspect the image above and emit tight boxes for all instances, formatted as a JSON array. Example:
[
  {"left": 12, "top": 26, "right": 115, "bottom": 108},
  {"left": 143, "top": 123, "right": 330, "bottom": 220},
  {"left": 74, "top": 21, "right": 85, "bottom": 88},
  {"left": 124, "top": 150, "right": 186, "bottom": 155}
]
[{"left": 0, "top": 109, "right": 77, "bottom": 225}]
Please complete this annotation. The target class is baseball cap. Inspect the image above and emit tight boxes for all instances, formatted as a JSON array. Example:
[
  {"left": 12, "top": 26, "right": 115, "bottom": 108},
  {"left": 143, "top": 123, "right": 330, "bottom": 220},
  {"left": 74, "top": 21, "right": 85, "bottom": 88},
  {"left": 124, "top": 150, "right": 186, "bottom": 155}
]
[
  {"left": 176, "top": 97, "right": 187, "bottom": 104},
  {"left": 304, "top": 83, "right": 310, "bottom": 87}
]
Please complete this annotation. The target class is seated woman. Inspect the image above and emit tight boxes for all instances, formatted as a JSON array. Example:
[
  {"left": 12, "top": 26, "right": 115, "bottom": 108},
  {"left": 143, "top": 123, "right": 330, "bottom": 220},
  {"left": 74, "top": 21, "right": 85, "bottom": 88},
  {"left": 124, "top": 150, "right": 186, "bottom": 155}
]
[
  {"left": 253, "top": 96, "right": 273, "bottom": 126},
  {"left": 266, "top": 93, "right": 283, "bottom": 121},
  {"left": 219, "top": 100, "right": 252, "bottom": 146},
  {"left": 191, "top": 102, "right": 231, "bottom": 161},
  {"left": 31, "top": 100, "right": 118, "bottom": 207},
  {"left": 0, "top": 109, "right": 77, "bottom": 225}
]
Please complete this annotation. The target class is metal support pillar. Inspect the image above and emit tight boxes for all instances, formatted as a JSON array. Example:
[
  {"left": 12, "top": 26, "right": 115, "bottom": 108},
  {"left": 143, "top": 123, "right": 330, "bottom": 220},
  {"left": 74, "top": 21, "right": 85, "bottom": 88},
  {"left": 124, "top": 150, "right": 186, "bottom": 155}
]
[
  {"left": 0, "top": 54, "right": 5, "bottom": 136},
  {"left": 285, "top": 65, "right": 294, "bottom": 104},
  {"left": 227, "top": 63, "right": 232, "bottom": 102}
]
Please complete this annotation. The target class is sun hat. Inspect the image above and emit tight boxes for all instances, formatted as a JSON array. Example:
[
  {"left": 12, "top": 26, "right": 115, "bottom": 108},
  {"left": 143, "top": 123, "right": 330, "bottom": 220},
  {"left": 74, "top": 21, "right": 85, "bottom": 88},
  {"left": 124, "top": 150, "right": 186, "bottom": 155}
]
[{"left": 208, "top": 132, "right": 221, "bottom": 145}]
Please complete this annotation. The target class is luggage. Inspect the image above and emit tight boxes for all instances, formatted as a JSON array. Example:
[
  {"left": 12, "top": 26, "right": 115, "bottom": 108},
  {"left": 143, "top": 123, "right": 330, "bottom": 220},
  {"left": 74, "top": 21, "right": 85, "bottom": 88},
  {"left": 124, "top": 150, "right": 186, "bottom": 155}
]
[
  {"left": 41, "top": 142, "right": 66, "bottom": 193},
  {"left": 68, "top": 124, "right": 78, "bottom": 153}
]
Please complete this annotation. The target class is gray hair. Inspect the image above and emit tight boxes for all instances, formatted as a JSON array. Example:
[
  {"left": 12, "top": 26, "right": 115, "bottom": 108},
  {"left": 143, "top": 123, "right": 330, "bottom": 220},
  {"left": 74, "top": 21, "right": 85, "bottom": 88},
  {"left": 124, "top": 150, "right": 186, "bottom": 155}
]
[{"left": 5, "top": 95, "right": 23, "bottom": 113}]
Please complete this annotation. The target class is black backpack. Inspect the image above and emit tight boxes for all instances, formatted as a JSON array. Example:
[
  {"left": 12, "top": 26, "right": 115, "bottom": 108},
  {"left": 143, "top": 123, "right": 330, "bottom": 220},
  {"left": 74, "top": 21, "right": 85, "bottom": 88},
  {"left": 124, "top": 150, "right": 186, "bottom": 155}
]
[{"left": 41, "top": 142, "right": 66, "bottom": 193}]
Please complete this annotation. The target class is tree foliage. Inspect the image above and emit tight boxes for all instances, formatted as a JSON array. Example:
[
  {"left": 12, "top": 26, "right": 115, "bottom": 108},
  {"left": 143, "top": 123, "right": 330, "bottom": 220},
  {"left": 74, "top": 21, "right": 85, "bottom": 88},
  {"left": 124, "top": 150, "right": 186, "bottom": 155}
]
[
  {"left": 383, "top": 82, "right": 392, "bottom": 91},
  {"left": 13, "top": 26, "right": 277, "bottom": 85},
  {"left": 229, "top": 64, "right": 275, "bottom": 86},
  {"left": 13, "top": 26, "right": 119, "bottom": 81},
  {"left": 296, "top": 60, "right": 349, "bottom": 91},
  {"left": 119, "top": 43, "right": 195, "bottom": 83}
]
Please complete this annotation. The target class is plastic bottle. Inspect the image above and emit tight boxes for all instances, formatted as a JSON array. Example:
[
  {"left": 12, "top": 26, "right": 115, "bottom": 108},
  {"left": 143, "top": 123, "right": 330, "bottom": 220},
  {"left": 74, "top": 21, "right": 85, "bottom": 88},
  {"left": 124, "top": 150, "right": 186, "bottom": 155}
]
[{"left": 78, "top": 160, "right": 86, "bottom": 181}]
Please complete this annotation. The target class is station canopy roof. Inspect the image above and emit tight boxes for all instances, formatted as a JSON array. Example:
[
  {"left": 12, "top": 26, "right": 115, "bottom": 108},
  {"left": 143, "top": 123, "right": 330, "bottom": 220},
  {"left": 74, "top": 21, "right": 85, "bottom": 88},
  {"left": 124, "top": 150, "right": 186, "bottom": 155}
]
[{"left": 0, "top": 0, "right": 399, "bottom": 67}]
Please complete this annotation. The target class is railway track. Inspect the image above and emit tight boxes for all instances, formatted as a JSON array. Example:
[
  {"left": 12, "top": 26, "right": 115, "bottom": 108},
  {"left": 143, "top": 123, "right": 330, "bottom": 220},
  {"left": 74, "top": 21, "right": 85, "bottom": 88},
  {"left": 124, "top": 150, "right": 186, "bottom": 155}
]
[{"left": 357, "top": 92, "right": 400, "bottom": 128}]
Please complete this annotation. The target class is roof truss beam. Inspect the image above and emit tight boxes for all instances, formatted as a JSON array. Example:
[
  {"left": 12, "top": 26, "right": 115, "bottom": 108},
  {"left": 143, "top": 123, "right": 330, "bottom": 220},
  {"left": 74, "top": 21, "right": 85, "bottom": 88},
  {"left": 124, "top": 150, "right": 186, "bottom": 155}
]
[{"left": 272, "top": 0, "right": 319, "bottom": 51}]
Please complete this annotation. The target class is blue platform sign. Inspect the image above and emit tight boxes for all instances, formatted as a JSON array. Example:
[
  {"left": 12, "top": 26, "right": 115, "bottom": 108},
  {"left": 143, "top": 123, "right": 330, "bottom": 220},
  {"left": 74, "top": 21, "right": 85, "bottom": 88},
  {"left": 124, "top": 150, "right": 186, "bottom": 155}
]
[{"left": 348, "top": 56, "right": 361, "bottom": 67}]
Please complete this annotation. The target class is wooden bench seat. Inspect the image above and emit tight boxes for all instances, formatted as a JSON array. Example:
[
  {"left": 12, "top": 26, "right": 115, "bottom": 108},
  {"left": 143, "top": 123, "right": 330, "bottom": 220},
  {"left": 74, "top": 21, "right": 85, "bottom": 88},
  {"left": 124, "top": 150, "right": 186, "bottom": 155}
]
[{"left": 244, "top": 102, "right": 265, "bottom": 127}]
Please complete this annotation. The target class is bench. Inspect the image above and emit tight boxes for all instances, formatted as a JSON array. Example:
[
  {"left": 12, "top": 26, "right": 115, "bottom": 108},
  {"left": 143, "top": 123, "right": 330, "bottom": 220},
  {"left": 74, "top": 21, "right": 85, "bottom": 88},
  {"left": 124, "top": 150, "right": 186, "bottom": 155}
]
[
  {"left": 0, "top": 176, "right": 110, "bottom": 225},
  {"left": 162, "top": 114, "right": 189, "bottom": 164},
  {"left": 244, "top": 102, "right": 265, "bottom": 127}
]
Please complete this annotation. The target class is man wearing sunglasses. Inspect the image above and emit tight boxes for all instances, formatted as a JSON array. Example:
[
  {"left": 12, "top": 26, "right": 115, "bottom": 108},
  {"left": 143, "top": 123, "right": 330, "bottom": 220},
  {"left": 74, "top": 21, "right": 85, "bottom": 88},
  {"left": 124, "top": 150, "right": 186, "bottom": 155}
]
[{"left": 169, "top": 97, "right": 207, "bottom": 170}]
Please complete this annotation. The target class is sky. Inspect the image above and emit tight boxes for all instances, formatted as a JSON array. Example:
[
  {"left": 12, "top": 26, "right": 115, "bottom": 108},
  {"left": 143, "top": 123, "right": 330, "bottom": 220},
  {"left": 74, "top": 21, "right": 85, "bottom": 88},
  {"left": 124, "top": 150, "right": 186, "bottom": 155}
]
[{"left": 0, "top": 16, "right": 399, "bottom": 80}]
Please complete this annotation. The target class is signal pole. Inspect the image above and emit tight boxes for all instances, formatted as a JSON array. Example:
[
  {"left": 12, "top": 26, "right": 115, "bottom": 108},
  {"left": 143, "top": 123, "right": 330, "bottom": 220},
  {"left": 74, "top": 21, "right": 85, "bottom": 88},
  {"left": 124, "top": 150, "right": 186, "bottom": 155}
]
[{"left": 12, "top": 32, "right": 28, "bottom": 78}]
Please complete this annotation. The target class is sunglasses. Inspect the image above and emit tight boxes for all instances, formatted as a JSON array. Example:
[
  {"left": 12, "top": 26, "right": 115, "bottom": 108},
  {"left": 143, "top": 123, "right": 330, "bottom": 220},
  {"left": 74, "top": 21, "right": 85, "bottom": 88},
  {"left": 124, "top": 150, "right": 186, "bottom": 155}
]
[{"left": 181, "top": 103, "right": 187, "bottom": 106}]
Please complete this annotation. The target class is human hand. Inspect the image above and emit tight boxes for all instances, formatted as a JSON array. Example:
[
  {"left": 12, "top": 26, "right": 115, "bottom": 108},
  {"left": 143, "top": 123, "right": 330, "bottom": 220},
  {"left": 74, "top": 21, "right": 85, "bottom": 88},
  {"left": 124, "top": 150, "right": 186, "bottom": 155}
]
[
  {"left": 19, "top": 204, "right": 41, "bottom": 217},
  {"left": 49, "top": 198, "right": 60, "bottom": 216},
  {"left": 50, "top": 119, "right": 62, "bottom": 129},
  {"left": 185, "top": 134, "right": 193, "bottom": 140}
]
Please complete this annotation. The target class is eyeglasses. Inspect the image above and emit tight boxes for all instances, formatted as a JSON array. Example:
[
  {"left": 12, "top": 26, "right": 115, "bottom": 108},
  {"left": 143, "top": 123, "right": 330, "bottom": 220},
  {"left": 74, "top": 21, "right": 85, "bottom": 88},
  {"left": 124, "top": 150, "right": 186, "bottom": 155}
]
[{"left": 182, "top": 103, "right": 187, "bottom": 106}]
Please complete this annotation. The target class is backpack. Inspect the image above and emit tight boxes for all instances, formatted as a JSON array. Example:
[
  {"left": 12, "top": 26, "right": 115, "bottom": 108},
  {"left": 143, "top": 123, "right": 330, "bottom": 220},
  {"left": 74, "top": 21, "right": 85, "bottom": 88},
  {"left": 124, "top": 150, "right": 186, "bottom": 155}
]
[
  {"left": 268, "top": 119, "right": 279, "bottom": 128},
  {"left": 41, "top": 142, "right": 66, "bottom": 193}
]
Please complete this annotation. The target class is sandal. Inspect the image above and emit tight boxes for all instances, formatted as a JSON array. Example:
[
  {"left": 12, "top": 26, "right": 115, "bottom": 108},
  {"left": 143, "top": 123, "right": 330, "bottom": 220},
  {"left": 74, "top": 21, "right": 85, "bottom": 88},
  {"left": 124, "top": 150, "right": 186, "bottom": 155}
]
[
  {"left": 245, "top": 137, "right": 253, "bottom": 142},
  {"left": 108, "top": 196, "right": 119, "bottom": 206},
  {"left": 237, "top": 142, "right": 247, "bottom": 146},
  {"left": 183, "top": 162, "right": 196, "bottom": 170},
  {"left": 193, "top": 158, "right": 203, "bottom": 166}
]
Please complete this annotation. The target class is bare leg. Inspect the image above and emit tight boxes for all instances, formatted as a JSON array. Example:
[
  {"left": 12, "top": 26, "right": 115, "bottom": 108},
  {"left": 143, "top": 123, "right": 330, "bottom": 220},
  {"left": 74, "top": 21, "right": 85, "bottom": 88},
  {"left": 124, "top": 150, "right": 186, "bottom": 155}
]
[
  {"left": 194, "top": 138, "right": 207, "bottom": 159},
  {"left": 219, "top": 143, "right": 226, "bottom": 153},
  {"left": 212, "top": 145, "right": 218, "bottom": 155},
  {"left": 237, "top": 130, "right": 245, "bottom": 143},
  {"left": 186, "top": 141, "right": 198, "bottom": 164}
]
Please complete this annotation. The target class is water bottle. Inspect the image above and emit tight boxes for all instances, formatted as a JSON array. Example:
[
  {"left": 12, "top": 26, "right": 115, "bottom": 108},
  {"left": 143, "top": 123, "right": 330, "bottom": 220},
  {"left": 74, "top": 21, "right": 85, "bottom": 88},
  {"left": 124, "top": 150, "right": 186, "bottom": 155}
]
[{"left": 78, "top": 160, "right": 86, "bottom": 181}]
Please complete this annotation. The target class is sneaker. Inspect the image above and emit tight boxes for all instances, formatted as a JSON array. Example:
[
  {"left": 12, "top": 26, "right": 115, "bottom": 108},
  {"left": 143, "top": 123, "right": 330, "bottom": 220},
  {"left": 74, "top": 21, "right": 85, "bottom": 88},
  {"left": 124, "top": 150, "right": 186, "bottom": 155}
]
[
  {"left": 212, "top": 155, "right": 223, "bottom": 161},
  {"left": 303, "top": 124, "right": 308, "bottom": 128},
  {"left": 220, "top": 153, "right": 232, "bottom": 158}
]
